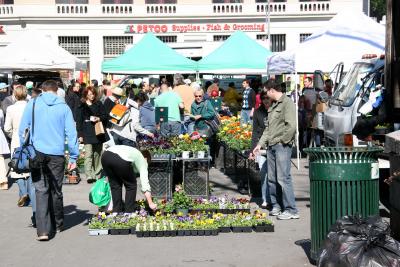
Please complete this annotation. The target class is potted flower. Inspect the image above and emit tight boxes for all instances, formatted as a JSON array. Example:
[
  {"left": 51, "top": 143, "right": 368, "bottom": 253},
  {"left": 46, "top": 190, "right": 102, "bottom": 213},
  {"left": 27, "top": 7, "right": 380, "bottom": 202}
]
[
  {"left": 88, "top": 212, "right": 110, "bottom": 236},
  {"left": 252, "top": 211, "right": 274, "bottom": 232},
  {"left": 190, "top": 132, "right": 208, "bottom": 158},
  {"left": 172, "top": 185, "right": 192, "bottom": 215},
  {"left": 108, "top": 214, "right": 131, "bottom": 235},
  {"left": 231, "top": 213, "right": 253, "bottom": 233}
]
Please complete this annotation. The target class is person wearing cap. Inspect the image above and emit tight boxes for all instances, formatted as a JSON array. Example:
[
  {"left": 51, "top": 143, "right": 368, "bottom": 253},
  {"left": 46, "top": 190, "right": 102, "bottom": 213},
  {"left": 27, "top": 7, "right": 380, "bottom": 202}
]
[
  {"left": 65, "top": 82, "right": 82, "bottom": 122},
  {"left": 0, "top": 82, "right": 9, "bottom": 102},
  {"left": 103, "top": 86, "right": 124, "bottom": 125}
]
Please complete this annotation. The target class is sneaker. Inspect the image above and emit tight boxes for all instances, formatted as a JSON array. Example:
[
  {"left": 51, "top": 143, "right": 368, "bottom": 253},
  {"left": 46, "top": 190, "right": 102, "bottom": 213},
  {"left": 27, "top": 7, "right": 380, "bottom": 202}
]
[
  {"left": 87, "top": 178, "right": 96, "bottom": 184},
  {"left": 37, "top": 235, "right": 49, "bottom": 241},
  {"left": 17, "top": 195, "right": 29, "bottom": 207},
  {"left": 260, "top": 201, "right": 268, "bottom": 209},
  {"left": 277, "top": 210, "right": 300, "bottom": 220},
  {"left": 269, "top": 207, "right": 281, "bottom": 216}
]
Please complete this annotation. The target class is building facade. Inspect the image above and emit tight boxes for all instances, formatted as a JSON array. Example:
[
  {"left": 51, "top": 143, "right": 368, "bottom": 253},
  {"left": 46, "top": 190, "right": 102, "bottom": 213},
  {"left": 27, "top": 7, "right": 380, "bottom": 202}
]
[{"left": 0, "top": 0, "right": 364, "bottom": 80}]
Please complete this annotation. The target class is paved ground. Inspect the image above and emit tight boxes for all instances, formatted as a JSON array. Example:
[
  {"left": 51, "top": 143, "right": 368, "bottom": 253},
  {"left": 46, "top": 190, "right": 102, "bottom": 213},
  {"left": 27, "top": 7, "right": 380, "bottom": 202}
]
[{"left": 0, "top": 158, "right": 313, "bottom": 267}]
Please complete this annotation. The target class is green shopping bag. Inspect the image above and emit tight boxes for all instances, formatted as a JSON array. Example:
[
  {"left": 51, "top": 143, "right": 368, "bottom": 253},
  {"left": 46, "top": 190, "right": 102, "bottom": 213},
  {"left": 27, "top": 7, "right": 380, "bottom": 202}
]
[{"left": 89, "top": 177, "right": 111, "bottom": 207}]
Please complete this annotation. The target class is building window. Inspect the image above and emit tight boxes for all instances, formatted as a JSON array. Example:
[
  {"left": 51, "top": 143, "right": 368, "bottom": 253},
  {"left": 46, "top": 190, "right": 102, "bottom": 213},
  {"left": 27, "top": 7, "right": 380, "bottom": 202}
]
[
  {"left": 300, "top": 33, "right": 312, "bottom": 43},
  {"left": 103, "top": 36, "right": 133, "bottom": 56},
  {"left": 55, "top": 0, "right": 88, "bottom": 3},
  {"left": 101, "top": 0, "right": 133, "bottom": 4},
  {"left": 255, "top": 0, "right": 286, "bottom": 2},
  {"left": 145, "top": 0, "right": 177, "bottom": 3},
  {"left": 212, "top": 0, "right": 243, "bottom": 3},
  {"left": 0, "top": 0, "right": 14, "bottom": 3},
  {"left": 58, "top": 36, "right": 89, "bottom": 56},
  {"left": 213, "top": 35, "right": 230, "bottom": 42},
  {"left": 156, "top": 35, "right": 177, "bottom": 43},
  {"left": 271, "top": 34, "right": 286, "bottom": 52}
]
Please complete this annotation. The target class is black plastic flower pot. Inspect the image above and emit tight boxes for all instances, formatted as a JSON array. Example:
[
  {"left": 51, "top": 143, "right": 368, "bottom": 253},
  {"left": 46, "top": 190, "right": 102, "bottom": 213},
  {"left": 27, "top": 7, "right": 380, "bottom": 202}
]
[
  {"left": 197, "top": 230, "right": 205, "bottom": 236},
  {"left": 109, "top": 228, "right": 130, "bottom": 235},
  {"left": 143, "top": 231, "right": 150, "bottom": 237},
  {"left": 211, "top": 229, "right": 219, "bottom": 236},
  {"left": 130, "top": 228, "right": 136, "bottom": 235},
  {"left": 170, "top": 230, "right": 177, "bottom": 237},
  {"left": 184, "top": 230, "right": 191, "bottom": 236},
  {"left": 177, "top": 230, "right": 185, "bottom": 236},
  {"left": 219, "top": 227, "right": 231, "bottom": 233},
  {"left": 156, "top": 231, "right": 164, "bottom": 237},
  {"left": 191, "top": 230, "right": 198, "bottom": 236},
  {"left": 253, "top": 224, "right": 274, "bottom": 232},
  {"left": 150, "top": 231, "right": 157, "bottom": 237},
  {"left": 164, "top": 231, "right": 171, "bottom": 237},
  {"left": 136, "top": 231, "right": 144, "bottom": 238},
  {"left": 204, "top": 230, "right": 211, "bottom": 236},
  {"left": 232, "top": 226, "right": 252, "bottom": 233}
]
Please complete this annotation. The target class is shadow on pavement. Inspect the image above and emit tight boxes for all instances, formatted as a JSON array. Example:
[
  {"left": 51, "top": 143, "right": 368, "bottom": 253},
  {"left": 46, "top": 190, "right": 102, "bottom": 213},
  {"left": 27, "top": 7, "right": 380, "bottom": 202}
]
[
  {"left": 295, "top": 239, "right": 317, "bottom": 266},
  {"left": 63, "top": 205, "right": 92, "bottom": 230}
]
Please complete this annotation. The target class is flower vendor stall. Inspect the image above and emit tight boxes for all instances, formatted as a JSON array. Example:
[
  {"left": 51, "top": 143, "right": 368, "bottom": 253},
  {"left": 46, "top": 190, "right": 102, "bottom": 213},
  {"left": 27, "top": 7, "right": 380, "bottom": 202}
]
[{"left": 88, "top": 188, "right": 274, "bottom": 237}]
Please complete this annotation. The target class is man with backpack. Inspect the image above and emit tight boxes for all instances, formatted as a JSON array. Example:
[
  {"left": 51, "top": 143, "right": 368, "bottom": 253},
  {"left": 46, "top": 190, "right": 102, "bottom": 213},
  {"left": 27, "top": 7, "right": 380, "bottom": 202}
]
[{"left": 19, "top": 80, "right": 78, "bottom": 241}]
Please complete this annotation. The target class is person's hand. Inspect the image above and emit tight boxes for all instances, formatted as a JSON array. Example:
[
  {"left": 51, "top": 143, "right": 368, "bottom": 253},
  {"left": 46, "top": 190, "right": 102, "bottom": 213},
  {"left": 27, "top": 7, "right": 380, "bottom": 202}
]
[
  {"left": 68, "top": 162, "right": 77, "bottom": 171},
  {"left": 194, "top": 115, "right": 201, "bottom": 120},
  {"left": 253, "top": 145, "right": 261, "bottom": 156},
  {"left": 149, "top": 202, "right": 157, "bottom": 211},
  {"left": 147, "top": 132, "right": 155, "bottom": 139},
  {"left": 156, "top": 124, "right": 160, "bottom": 131},
  {"left": 248, "top": 152, "right": 255, "bottom": 160},
  {"left": 78, "top": 137, "right": 83, "bottom": 143}
]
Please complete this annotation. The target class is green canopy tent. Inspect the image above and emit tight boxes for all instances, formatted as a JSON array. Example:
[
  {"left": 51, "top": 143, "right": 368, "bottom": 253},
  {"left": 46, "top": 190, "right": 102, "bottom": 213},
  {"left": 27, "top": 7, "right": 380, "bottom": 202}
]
[
  {"left": 198, "top": 31, "right": 272, "bottom": 74},
  {"left": 102, "top": 32, "right": 197, "bottom": 74}
]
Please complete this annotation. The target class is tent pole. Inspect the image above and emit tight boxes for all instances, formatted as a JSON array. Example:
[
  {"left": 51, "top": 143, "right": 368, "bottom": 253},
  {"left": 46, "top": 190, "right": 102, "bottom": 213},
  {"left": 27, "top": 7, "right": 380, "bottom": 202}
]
[
  {"left": 195, "top": 71, "right": 200, "bottom": 82},
  {"left": 295, "top": 71, "right": 300, "bottom": 170}
]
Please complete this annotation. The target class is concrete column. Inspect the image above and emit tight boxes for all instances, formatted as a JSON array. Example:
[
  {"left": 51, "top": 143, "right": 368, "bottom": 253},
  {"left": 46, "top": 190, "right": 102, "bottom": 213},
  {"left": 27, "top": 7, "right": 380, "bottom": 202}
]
[{"left": 89, "top": 33, "right": 104, "bottom": 82}]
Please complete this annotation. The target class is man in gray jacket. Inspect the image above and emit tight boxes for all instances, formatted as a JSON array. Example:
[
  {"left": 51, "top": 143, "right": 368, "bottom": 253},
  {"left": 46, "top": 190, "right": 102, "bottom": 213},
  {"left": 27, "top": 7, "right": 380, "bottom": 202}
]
[{"left": 253, "top": 79, "right": 299, "bottom": 220}]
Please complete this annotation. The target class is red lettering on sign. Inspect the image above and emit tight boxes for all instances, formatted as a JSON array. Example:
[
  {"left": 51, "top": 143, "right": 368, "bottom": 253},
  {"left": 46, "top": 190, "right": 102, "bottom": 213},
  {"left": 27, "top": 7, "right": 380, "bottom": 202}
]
[
  {"left": 0, "top": 26, "right": 4, "bottom": 34},
  {"left": 161, "top": 25, "right": 168, "bottom": 33}
]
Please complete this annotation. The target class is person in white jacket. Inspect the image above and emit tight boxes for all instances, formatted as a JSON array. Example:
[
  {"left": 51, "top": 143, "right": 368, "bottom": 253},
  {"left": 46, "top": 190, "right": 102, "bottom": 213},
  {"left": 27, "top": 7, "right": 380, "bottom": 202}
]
[
  {"left": 109, "top": 93, "right": 154, "bottom": 147},
  {"left": 0, "top": 109, "right": 10, "bottom": 190},
  {"left": 4, "top": 85, "right": 36, "bottom": 226}
]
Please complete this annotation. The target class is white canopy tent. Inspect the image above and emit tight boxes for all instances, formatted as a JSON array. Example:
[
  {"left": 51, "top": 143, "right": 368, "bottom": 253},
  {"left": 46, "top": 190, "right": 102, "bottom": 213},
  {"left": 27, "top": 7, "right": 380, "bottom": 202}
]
[
  {"left": 267, "top": 10, "right": 385, "bottom": 74},
  {"left": 0, "top": 31, "right": 85, "bottom": 72}
]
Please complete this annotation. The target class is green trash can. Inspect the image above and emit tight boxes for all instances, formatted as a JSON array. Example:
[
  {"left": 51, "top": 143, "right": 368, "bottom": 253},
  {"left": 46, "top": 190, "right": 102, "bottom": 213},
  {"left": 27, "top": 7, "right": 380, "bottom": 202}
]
[{"left": 304, "top": 146, "right": 383, "bottom": 260}]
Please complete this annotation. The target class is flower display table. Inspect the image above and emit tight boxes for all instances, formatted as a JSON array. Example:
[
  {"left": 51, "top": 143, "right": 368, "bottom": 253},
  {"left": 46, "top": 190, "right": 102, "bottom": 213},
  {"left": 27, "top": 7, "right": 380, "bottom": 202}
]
[{"left": 180, "top": 156, "right": 210, "bottom": 198}]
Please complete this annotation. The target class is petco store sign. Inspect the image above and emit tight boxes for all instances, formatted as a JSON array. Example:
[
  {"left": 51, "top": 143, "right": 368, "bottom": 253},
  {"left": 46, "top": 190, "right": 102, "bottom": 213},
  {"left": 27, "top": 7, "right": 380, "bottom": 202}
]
[{"left": 125, "top": 23, "right": 265, "bottom": 34}]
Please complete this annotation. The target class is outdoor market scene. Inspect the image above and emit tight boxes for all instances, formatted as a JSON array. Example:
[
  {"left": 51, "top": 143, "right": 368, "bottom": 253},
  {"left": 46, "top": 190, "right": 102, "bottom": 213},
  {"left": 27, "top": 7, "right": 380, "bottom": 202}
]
[{"left": 0, "top": 0, "right": 400, "bottom": 266}]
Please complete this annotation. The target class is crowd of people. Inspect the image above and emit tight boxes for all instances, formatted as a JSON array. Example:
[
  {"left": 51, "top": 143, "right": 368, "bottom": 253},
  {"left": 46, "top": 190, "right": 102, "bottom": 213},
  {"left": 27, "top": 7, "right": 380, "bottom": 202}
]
[{"left": 0, "top": 72, "right": 333, "bottom": 240}]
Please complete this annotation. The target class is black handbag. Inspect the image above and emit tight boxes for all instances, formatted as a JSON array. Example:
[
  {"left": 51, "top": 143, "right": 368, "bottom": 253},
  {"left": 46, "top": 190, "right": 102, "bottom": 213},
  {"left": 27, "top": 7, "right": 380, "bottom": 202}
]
[
  {"left": 9, "top": 98, "right": 41, "bottom": 173},
  {"left": 204, "top": 100, "right": 221, "bottom": 134}
]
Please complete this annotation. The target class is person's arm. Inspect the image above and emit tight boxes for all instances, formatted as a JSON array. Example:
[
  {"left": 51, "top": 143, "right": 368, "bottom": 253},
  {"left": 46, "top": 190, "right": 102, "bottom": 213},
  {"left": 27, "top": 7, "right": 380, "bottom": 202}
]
[
  {"left": 4, "top": 107, "right": 13, "bottom": 138},
  {"left": 18, "top": 100, "right": 33, "bottom": 145},
  {"left": 280, "top": 99, "right": 296, "bottom": 144},
  {"left": 135, "top": 155, "right": 157, "bottom": 210},
  {"left": 65, "top": 105, "right": 79, "bottom": 168},
  {"left": 131, "top": 108, "right": 153, "bottom": 137},
  {"left": 249, "top": 89, "right": 256, "bottom": 117}
]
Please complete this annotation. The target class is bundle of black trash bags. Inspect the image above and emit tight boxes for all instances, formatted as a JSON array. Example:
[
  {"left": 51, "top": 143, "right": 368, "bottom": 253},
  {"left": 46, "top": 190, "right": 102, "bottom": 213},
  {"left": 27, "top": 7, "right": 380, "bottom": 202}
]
[{"left": 318, "top": 215, "right": 400, "bottom": 267}]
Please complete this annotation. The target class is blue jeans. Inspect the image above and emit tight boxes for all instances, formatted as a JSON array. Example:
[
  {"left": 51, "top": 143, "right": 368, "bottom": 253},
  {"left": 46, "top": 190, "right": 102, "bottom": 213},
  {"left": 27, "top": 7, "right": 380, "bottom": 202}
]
[
  {"left": 16, "top": 177, "right": 36, "bottom": 213},
  {"left": 111, "top": 132, "right": 136, "bottom": 147},
  {"left": 160, "top": 121, "right": 181, "bottom": 138},
  {"left": 267, "top": 143, "right": 298, "bottom": 214},
  {"left": 258, "top": 155, "right": 270, "bottom": 204},
  {"left": 240, "top": 109, "right": 252, "bottom": 125},
  {"left": 181, "top": 115, "right": 194, "bottom": 134}
]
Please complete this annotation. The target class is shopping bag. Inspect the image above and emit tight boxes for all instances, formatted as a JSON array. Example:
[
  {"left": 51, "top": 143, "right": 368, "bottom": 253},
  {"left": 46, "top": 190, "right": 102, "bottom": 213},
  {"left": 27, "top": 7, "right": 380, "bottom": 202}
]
[
  {"left": 94, "top": 121, "right": 105, "bottom": 135},
  {"left": 89, "top": 177, "right": 111, "bottom": 207}
]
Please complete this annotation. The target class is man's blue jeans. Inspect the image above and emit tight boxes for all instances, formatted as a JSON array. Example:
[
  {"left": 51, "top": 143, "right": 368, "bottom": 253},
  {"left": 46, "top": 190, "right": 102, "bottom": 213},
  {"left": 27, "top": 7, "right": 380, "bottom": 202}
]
[
  {"left": 267, "top": 143, "right": 298, "bottom": 214},
  {"left": 160, "top": 121, "right": 181, "bottom": 138},
  {"left": 16, "top": 177, "right": 36, "bottom": 212},
  {"left": 240, "top": 109, "right": 252, "bottom": 125},
  {"left": 258, "top": 155, "right": 270, "bottom": 204}
]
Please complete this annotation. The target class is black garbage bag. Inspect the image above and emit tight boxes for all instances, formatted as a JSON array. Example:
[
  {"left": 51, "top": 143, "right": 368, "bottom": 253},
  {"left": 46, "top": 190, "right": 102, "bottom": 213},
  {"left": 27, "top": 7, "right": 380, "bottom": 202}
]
[{"left": 318, "top": 215, "right": 400, "bottom": 267}]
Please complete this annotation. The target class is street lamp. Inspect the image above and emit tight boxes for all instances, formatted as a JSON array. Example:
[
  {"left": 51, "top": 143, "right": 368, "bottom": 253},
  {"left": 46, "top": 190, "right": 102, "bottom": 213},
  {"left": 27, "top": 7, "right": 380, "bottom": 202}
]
[{"left": 265, "top": 0, "right": 271, "bottom": 50}]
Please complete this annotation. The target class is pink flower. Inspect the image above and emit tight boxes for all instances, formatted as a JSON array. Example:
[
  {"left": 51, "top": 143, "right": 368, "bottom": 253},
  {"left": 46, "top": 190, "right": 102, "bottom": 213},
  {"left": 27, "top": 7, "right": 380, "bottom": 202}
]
[{"left": 175, "top": 184, "right": 183, "bottom": 192}]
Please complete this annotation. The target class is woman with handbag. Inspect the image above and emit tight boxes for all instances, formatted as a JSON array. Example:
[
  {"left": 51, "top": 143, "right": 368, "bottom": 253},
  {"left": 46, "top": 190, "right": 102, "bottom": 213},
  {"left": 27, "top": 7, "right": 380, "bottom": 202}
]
[
  {"left": 77, "top": 87, "right": 107, "bottom": 184},
  {"left": 3, "top": 85, "right": 36, "bottom": 226}
]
